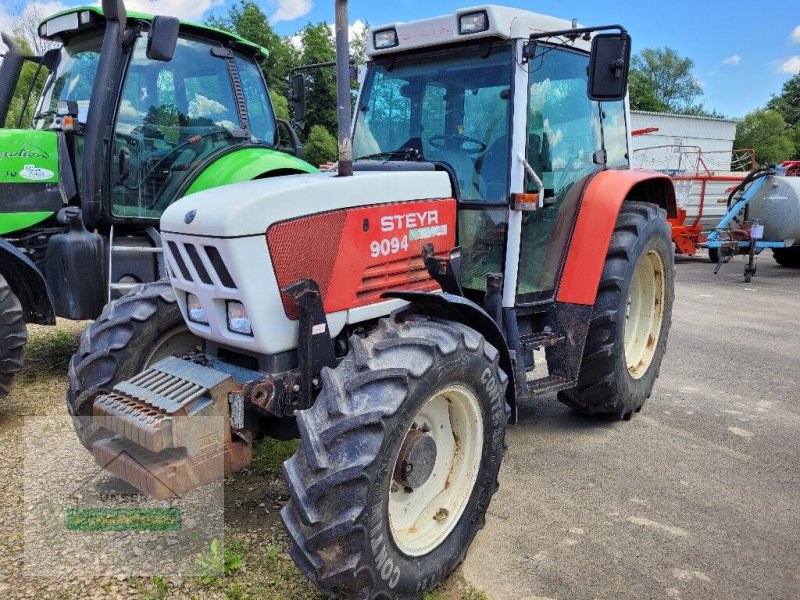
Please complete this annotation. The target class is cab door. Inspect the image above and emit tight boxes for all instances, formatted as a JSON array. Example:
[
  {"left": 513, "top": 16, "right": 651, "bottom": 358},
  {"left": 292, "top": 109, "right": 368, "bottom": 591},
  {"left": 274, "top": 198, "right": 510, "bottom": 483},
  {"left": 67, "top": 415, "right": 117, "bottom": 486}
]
[{"left": 515, "top": 45, "right": 606, "bottom": 305}]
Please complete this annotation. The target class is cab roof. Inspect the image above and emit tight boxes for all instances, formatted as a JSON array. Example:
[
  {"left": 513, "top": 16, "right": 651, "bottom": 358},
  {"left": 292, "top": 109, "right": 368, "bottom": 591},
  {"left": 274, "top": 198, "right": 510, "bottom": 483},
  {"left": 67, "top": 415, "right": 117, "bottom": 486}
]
[
  {"left": 39, "top": 5, "right": 268, "bottom": 56},
  {"left": 368, "top": 4, "right": 588, "bottom": 57}
]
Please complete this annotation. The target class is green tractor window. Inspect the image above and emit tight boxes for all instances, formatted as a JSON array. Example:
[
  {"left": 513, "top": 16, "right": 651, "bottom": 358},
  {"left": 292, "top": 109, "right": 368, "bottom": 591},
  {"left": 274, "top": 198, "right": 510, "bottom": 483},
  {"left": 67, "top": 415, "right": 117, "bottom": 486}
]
[
  {"left": 111, "top": 35, "right": 268, "bottom": 220},
  {"left": 35, "top": 32, "right": 102, "bottom": 128}
]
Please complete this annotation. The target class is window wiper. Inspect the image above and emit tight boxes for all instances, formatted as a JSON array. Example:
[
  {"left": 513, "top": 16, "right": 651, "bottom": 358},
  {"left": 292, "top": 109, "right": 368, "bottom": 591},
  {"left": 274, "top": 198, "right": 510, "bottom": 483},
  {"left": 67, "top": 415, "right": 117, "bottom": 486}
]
[{"left": 356, "top": 147, "right": 422, "bottom": 162}]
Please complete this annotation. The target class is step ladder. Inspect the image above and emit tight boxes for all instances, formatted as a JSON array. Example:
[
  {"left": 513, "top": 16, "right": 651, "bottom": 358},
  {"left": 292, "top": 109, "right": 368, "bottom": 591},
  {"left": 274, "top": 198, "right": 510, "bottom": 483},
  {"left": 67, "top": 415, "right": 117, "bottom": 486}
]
[{"left": 107, "top": 225, "right": 165, "bottom": 302}]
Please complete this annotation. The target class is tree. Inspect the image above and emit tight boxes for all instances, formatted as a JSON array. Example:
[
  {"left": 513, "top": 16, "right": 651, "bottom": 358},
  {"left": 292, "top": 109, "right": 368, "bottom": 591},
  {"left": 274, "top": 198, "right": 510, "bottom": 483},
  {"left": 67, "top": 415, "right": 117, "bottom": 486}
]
[
  {"left": 8, "top": 2, "right": 59, "bottom": 56},
  {"left": 300, "top": 22, "right": 337, "bottom": 137},
  {"left": 4, "top": 36, "right": 48, "bottom": 128},
  {"left": 350, "top": 21, "right": 371, "bottom": 66},
  {"left": 206, "top": 1, "right": 299, "bottom": 95},
  {"left": 630, "top": 47, "right": 703, "bottom": 113},
  {"left": 628, "top": 71, "right": 666, "bottom": 112},
  {"left": 767, "top": 73, "right": 800, "bottom": 130},
  {"left": 303, "top": 124, "right": 338, "bottom": 167},
  {"left": 734, "top": 109, "right": 795, "bottom": 166},
  {"left": 270, "top": 90, "right": 290, "bottom": 121}
]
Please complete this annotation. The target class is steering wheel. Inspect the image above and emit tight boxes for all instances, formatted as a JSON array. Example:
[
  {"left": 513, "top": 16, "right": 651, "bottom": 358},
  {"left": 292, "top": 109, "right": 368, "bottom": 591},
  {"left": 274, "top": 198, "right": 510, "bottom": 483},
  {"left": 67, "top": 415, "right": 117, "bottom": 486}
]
[{"left": 429, "top": 133, "right": 487, "bottom": 155}]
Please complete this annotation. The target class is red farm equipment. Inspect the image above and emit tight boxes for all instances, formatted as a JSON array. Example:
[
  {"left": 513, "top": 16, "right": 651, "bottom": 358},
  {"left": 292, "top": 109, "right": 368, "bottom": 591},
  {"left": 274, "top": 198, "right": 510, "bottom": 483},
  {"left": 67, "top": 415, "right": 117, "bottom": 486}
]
[{"left": 633, "top": 144, "right": 757, "bottom": 256}]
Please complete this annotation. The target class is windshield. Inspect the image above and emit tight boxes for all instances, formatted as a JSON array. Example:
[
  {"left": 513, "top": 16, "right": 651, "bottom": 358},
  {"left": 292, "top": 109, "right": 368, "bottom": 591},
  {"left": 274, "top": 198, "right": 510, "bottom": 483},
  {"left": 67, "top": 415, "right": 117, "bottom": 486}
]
[
  {"left": 110, "top": 36, "right": 275, "bottom": 220},
  {"left": 34, "top": 32, "right": 102, "bottom": 128},
  {"left": 353, "top": 45, "right": 513, "bottom": 202}
]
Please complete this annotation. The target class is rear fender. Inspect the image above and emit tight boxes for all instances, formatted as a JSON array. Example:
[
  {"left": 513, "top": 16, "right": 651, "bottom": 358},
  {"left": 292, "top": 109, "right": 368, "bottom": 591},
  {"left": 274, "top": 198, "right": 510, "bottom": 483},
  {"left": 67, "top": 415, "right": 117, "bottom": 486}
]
[
  {"left": 0, "top": 239, "right": 55, "bottom": 324},
  {"left": 556, "top": 170, "right": 676, "bottom": 306},
  {"left": 384, "top": 290, "right": 516, "bottom": 422}
]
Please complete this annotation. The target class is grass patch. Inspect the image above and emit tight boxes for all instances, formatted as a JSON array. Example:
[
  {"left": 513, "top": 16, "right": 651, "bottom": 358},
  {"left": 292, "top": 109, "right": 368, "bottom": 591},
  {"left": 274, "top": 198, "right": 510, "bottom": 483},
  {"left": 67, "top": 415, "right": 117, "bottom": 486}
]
[
  {"left": 19, "top": 322, "right": 84, "bottom": 379},
  {"left": 249, "top": 437, "right": 299, "bottom": 477}
]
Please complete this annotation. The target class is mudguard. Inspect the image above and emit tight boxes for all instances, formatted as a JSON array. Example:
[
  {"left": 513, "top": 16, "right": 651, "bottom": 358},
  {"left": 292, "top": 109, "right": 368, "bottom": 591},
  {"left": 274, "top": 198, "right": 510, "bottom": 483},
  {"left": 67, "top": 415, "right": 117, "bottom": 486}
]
[
  {"left": 557, "top": 169, "right": 676, "bottom": 306},
  {"left": 384, "top": 290, "right": 516, "bottom": 421},
  {"left": 0, "top": 238, "right": 55, "bottom": 324}
]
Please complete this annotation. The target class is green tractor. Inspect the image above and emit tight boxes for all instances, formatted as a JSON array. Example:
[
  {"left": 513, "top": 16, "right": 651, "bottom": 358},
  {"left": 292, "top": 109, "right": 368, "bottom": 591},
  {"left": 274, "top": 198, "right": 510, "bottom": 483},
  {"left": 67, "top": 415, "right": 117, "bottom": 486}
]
[{"left": 0, "top": 0, "right": 315, "bottom": 396}]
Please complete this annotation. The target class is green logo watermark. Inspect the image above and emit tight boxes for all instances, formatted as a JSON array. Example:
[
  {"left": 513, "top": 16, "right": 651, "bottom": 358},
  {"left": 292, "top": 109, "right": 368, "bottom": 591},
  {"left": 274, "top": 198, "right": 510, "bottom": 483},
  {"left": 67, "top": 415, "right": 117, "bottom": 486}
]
[{"left": 65, "top": 507, "right": 182, "bottom": 532}]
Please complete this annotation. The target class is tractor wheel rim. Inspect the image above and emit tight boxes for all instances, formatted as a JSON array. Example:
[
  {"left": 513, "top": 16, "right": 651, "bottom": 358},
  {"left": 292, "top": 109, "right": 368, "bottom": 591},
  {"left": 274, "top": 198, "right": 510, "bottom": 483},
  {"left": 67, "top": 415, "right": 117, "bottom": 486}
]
[
  {"left": 624, "top": 249, "right": 665, "bottom": 379},
  {"left": 144, "top": 326, "right": 200, "bottom": 367},
  {"left": 388, "top": 384, "right": 483, "bottom": 557}
]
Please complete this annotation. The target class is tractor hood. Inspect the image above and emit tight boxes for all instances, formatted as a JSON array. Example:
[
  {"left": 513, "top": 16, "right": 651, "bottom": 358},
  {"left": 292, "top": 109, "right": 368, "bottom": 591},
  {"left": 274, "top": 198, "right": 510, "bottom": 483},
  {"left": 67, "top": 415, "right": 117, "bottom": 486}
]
[
  {"left": 0, "top": 129, "right": 59, "bottom": 184},
  {"left": 0, "top": 129, "right": 72, "bottom": 235},
  {"left": 161, "top": 170, "right": 454, "bottom": 238}
]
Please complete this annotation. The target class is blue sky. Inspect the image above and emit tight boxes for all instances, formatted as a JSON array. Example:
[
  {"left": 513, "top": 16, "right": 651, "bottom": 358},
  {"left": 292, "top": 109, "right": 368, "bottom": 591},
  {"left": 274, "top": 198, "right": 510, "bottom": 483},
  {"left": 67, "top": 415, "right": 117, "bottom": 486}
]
[{"left": 4, "top": 0, "right": 799, "bottom": 117}]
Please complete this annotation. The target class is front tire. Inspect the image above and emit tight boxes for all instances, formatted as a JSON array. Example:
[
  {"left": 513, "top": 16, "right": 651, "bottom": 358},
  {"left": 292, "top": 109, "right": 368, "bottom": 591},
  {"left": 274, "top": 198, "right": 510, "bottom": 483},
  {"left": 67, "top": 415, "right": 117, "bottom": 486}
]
[
  {"left": 558, "top": 202, "right": 674, "bottom": 419},
  {"left": 0, "top": 274, "right": 27, "bottom": 398},
  {"left": 67, "top": 281, "right": 200, "bottom": 449},
  {"left": 282, "top": 316, "right": 508, "bottom": 599}
]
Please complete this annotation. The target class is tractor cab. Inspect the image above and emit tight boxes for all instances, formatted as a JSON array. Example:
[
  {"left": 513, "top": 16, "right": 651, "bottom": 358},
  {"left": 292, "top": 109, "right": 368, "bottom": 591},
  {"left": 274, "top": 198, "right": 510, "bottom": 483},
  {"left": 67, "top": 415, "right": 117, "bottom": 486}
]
[
  {"left": 351, "top": 7, "right": 633, "bottom": 301},
  {"left": 10, "top": 4, "right": 294, "bottom": 226}
]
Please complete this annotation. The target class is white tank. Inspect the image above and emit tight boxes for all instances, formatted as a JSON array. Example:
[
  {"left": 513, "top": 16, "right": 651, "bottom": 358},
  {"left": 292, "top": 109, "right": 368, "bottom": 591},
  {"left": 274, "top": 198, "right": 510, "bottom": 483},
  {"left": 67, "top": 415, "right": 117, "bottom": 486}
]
[{"left": 747, "top": 176, "right": 800, "bottom": 244}]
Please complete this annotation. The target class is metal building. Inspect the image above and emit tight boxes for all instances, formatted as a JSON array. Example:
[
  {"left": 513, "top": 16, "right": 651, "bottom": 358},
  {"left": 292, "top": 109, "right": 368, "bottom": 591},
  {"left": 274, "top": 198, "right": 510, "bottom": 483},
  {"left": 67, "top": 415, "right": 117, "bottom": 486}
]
[{"left": 630, "top": 110, "right": 742, "bottom": 231}]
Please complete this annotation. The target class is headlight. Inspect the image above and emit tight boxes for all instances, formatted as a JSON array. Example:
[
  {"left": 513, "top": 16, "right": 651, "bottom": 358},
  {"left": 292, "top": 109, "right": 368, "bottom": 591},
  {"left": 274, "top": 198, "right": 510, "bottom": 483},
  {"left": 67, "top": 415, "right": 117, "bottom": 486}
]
[
  {"left": 373, "top": 28, "right": 399, "bottom": 50},
  {"left": 459, "top": 11, "right": 489, "bottom": 34},
  {"left": 187, "top": 293, "right": 208, "bottom": 325},
  {"left": 227, "top": 301, "right": 252, "bottom": 336}
]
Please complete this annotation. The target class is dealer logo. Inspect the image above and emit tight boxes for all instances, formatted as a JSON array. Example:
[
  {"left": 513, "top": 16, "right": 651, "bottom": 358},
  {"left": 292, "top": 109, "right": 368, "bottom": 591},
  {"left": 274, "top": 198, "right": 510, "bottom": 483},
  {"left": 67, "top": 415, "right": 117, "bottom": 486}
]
[{"left": 19, "top": 164, "right": 54, "bottom": 181}]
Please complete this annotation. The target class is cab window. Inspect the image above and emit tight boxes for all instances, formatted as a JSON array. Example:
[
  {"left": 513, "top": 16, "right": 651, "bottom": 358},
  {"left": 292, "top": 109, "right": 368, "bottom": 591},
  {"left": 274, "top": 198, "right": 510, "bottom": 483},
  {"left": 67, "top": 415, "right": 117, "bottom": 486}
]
[{"left": 111, "top": 35, "right": 245, "bottom": 219}]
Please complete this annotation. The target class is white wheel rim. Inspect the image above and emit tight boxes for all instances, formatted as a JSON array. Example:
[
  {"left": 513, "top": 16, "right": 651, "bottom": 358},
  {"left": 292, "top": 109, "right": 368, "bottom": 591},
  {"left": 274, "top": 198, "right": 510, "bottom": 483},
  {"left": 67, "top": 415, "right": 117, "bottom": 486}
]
[
  {"left": 624, "top": 250, "right": 666, "bottom": 379},
  {"left": 144, "top": 327, "right": 200, "bottom": 367},
  {"left": 388, "top": 384, "right": 483, "bottom": 557}
]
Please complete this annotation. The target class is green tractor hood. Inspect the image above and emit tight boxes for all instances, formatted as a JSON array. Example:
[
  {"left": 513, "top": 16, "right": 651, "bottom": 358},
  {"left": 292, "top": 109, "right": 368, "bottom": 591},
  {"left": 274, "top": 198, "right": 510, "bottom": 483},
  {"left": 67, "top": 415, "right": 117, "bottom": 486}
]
[{"left": 0, "top": 129, "right": 69, "bottom": 234}]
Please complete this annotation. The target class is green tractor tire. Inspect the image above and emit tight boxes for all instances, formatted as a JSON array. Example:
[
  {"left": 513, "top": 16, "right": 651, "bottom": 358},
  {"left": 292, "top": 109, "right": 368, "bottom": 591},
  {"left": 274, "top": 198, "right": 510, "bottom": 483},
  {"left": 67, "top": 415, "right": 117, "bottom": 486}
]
[{"left": 0, "top": 274, "right": 27, "bottom": 398}]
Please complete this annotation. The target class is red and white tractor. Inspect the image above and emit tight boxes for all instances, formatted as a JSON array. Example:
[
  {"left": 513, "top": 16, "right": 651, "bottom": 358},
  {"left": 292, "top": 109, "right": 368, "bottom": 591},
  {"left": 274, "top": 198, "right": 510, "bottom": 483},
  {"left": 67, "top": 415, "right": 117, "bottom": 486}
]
[{"left": 67, "top": 4, "right": 676, "bottom": 598}]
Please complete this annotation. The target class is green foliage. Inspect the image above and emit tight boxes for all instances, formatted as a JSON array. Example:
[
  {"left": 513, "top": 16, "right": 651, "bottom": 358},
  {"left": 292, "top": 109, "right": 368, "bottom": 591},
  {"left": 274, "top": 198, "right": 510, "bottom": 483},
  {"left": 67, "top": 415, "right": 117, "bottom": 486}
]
[
  {"left": 734, "top": 109, "right": 795, "bottom": 165},
  {"left": 270, "top": 90, "right": 290, "bottom": 122},
  {"left": 300, "top": 23, "right": 338, "bottom": 138},
  {"left": 151, "top": 575, "right": 169, "bottom": 598},
  {"left": 196, "top": 538, "right": 244, "bottom": 585},
  {"left": 767, "top": 73, "right": 800, "bottom": 129},
  {"left": 629, "top": 47, "right": 703, "bottom": 113},
  {"left": 628, "top": 71, "right": 666, "bottom": 112},
  {"left": 4, "top": 36, "right": 48, "bottom": 128},
  {"left": 206, "top": 1, "right": 300, "bottom": 95},
  {"left": 303, "top": 124, "right": 338, "bottom": 167},
  {"left": 249, "top": 437, "right": 298, "bottom": 476}
]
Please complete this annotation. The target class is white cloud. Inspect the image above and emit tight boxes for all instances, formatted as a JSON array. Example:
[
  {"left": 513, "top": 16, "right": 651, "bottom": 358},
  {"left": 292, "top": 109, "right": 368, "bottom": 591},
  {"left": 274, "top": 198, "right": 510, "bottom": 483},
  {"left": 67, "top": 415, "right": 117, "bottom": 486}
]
[
  {"left": 792, "top": 25, "right": 800, "bottom": 43},
  {"left": 722, "top": 54, "right": 741, "bottom": 65},
  {"left": 270, "top": 0, "right": 314, "bottom": 25},
  {"left": 779, "top": 55, "right": 800, "bottom": 74},
  {"left": 125, "top": 0, "right": 224, "bottom": 21}
]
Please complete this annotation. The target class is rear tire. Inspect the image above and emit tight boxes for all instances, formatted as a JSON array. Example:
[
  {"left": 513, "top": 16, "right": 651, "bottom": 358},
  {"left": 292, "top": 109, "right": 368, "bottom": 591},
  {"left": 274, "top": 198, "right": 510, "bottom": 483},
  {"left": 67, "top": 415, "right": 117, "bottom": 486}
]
[
  {"left": 281, "top": 316, "right": 508, "bottom": 599},
  {"left": 67, "top": 281, "right": 200, "bottom": 449},
  {"left": 773, "top": 247, "right": 800, "bottom": 268},
  {"left": 0, "top": 274, "right": 27, "bottom": 398},
  {"left": 708, "top": 247, "right": 720, "bottom": 264},
  {"left": 558, "top": 202, "right": 674, "bottom": 419}
]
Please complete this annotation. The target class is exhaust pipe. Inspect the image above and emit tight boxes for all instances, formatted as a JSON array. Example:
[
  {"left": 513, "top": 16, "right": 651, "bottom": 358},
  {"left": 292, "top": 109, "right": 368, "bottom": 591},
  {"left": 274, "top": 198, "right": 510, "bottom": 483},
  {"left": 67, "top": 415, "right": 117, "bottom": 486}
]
[
  {"left": 335, "top": 0, "right": 353, "bottom": 177},
  {"left": 0, "top": 33, "right": 24, "bottom": 127}
]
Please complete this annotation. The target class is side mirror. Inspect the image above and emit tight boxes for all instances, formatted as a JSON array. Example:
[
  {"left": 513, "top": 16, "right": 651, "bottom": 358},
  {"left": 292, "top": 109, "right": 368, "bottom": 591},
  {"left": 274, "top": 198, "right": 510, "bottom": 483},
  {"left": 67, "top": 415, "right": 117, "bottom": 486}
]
[
  {"left": 291, "top": 73, "right": 307, "bottom": 131},
  {"left": 588, "top": 32, "right": 631, "bottom": 101},
  {"left": 277, "top": 119, "right": 304, "bottom": 158},
  {"left": 147, "top": 16, "right": 180, "bottom": 62}
]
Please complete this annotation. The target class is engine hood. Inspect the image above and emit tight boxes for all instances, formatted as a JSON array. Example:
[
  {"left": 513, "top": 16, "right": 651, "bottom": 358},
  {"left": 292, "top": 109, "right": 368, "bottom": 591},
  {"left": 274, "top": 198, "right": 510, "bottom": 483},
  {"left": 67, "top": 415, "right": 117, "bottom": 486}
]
[{"left": 161, "top": 170, "right": 454, "bottom": 238}]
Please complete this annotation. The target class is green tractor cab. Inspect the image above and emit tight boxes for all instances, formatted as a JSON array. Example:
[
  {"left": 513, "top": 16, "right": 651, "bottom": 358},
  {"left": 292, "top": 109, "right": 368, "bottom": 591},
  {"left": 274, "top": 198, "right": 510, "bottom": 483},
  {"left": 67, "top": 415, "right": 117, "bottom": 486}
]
[{"left": 0, "top": 0, "right": 316, "bottom": 397}]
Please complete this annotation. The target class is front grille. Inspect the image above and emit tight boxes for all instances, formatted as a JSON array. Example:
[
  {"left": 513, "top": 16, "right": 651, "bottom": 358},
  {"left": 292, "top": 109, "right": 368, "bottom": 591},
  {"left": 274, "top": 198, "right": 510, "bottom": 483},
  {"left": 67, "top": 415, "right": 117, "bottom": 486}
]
[
  {"left": 356, "top": 254, "right": 443, "bottom": 303},
  {"left": 165, "top": 241, "right": 238, "bottom": 289}
]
